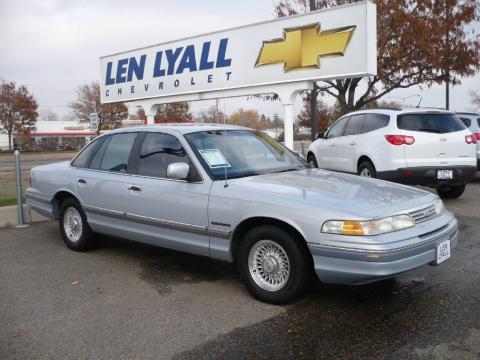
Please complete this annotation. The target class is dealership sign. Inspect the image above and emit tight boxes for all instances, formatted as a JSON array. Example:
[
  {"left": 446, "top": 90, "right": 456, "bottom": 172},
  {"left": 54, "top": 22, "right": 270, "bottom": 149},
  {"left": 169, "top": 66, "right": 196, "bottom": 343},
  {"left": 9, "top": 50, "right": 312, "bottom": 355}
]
[{"left": 100, "top": 1, "right": 376, "bottom": 103}]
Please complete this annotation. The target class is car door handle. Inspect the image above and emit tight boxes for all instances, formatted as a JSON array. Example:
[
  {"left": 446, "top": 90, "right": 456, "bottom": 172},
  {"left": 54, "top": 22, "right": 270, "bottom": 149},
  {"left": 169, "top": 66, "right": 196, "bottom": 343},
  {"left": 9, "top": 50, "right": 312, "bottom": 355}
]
[
  {"left": 78, "top": 178, "right": 87, "bottom": 184},
  {"left": 330, "top": 144, "right": 336, "bottom": 147},
  {"left": 349, "top": 142, "right": 356, "bottom": 146},
  {"left": 128, "top": 185, "right": 142, "bottom": 192}
]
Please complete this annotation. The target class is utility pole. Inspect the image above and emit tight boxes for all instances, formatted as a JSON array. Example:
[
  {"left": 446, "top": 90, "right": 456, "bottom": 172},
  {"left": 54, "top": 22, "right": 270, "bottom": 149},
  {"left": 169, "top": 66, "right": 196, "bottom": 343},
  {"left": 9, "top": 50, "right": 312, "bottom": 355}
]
[
  {"left": 445, "top": 31, "right": 450, "bottom": 110},
  {"left": 309, "top": 0, "right": 318, "bottom": 141},
  {"left": 445, "top": 2, "right": 450, "bottom": 110}
]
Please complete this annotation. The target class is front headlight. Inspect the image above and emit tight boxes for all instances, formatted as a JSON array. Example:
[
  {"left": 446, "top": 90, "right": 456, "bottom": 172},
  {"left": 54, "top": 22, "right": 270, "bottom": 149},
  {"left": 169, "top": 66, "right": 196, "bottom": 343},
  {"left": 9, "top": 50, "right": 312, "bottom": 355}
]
[
  {"left": 435, "top": 199, "right": 445, "bottom": 216},
  {"left": 322, "top": 214, "right": 415, "bottom": 236}
]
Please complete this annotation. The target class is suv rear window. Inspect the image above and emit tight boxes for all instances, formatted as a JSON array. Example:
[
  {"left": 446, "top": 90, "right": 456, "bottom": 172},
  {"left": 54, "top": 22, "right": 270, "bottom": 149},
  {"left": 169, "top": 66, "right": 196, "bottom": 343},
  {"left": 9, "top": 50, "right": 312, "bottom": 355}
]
[{"left": 397, "top": 113, "right": 466, "bottom": 133}]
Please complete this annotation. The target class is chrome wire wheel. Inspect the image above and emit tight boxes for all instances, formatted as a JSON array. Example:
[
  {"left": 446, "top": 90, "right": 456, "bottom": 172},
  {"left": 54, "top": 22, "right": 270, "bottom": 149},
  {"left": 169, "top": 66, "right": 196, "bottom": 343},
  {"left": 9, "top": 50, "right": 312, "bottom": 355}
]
[
  {"left": 360, "top": 168, "right": 372, "bottom": 177},
  {"left": 248, "top": 240, "right": 290, "bottom": 292},
  {"left": 63, "top": 207, "right": 83, "bottom": 243}
]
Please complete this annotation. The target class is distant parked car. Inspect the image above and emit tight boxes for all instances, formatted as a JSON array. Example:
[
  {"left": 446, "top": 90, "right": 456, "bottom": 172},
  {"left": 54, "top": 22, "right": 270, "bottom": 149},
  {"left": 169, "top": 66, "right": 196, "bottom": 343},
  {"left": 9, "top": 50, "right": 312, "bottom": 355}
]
[
  {"left": 27, "top": 124, "right": 458, "bottom": 304},
  {"left": 307, "top": 108, "right": 477, "bottom": 199},
  {"left": 457, "top": 112, "right": 480, "bottom": 170}
]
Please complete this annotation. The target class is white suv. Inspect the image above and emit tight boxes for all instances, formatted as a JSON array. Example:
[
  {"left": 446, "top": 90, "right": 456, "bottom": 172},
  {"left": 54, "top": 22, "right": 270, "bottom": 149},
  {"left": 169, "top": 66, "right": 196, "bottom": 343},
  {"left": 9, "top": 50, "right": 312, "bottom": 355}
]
[
  {"left": 307, "top": 108, "right": 477, "bottom": 199},
  {"left": 457, "top": 112, "right": 480, "bottom": 170}
]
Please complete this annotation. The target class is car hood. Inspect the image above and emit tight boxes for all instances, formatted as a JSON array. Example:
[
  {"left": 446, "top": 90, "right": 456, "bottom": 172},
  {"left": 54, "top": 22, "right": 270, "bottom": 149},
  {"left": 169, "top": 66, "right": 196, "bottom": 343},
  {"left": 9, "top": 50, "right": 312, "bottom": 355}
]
[{"left": 227, "top": 168, "right": 438, "bottom": 219}]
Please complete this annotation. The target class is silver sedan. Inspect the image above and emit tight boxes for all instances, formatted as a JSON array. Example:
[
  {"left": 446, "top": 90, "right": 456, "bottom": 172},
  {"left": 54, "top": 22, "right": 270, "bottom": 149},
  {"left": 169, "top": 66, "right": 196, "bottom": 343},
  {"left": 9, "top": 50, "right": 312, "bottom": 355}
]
[{"left": 26, "top": 124, "right": 457, "bottom": 304}]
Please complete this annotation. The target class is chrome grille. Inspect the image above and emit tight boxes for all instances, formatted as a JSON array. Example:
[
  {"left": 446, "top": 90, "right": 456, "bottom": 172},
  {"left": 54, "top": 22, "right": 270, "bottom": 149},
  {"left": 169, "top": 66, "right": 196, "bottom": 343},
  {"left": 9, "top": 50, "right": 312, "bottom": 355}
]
[{"left": 408, "top": 204, "right": 437, "bottom": 224}]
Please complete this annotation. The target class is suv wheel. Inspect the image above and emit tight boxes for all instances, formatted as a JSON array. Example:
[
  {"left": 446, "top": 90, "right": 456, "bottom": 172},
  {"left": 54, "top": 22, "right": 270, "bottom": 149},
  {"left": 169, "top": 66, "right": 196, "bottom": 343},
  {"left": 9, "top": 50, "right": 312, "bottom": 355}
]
[
  {"left": 436, "top": 184, "right": 466, "bottom": 199},
  {"left": 358, "top": 161, "right": 376, "bottom": 178},
  {"left": 307, "top": 154, "right": 318, "bottom": 168},
  {"left": 237, "top": 225, "right": 311, "bottom": 304},
  {"left": 59, "top": 197, "right": 96, "bottom": 251}
]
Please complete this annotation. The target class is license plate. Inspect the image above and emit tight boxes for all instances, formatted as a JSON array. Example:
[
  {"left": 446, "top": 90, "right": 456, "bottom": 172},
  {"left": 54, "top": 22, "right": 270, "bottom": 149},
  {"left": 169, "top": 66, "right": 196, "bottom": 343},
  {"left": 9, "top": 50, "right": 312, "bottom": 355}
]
[
  {"left": 436, "top": 240, "right": 451, "bottom": 264},
  {"left": 437, "top": 170, "right": 453, "bottom": 180}
]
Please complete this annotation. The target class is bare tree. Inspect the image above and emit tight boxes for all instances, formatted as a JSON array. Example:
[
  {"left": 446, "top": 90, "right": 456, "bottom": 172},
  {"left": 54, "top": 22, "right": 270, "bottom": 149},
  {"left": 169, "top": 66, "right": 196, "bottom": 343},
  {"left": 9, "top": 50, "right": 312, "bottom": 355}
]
[
  {"left": 470, "top": 90, "right": 480, "bottom": 110},
  {"left": 0, "top": 81, "right": 38, "bottom": 150},
  {"left": 39, "top": 108, "right": 59, "bottom": 121},
  {"left": 197, "top": 105, "right": 220, "bottom": 123}
]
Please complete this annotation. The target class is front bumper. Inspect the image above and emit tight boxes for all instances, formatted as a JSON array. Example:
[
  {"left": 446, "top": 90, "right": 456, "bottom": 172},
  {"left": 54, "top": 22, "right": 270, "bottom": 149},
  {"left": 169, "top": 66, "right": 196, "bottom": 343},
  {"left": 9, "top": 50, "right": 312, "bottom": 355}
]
[
  {"left": 308, "top": 216, "right": 458, "bottom": 285},
  {"left": 377, "top": 166, "right": 477, "bottom": 187}
]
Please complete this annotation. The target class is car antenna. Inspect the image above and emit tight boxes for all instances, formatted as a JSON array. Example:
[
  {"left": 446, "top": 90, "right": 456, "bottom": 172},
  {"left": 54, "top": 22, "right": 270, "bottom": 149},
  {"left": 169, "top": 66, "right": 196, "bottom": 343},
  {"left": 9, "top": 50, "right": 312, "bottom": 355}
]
[
  {"left": 416, "top": 96, "right": 423, "bottom": 108},
  {"left": 223, "top": 99, "right": 228, "bottom": 188}
]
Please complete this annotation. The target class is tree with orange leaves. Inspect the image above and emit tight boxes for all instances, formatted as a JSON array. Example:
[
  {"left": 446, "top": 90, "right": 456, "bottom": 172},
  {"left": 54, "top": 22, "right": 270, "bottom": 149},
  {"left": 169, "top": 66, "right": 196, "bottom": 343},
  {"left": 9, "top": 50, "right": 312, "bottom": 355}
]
[
  {"left": 274, "top": 0, "right": 480, "bottom": 115},
  {"left": 0, "top": 81, "right": 38, "bottom": 150}
]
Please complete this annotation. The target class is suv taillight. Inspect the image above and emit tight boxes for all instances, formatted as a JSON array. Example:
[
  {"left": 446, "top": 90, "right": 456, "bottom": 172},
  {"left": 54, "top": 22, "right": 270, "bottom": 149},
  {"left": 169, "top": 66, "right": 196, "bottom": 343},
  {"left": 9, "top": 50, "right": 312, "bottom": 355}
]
[
  {"left": 465, "top": 134, "right": 477, "bottom": 144},
  {"left": 385, "top": 135, "right": 415, "bottom": 146},
  {"left": 474, "top": 133, "right": 480, "bottom": 141}
]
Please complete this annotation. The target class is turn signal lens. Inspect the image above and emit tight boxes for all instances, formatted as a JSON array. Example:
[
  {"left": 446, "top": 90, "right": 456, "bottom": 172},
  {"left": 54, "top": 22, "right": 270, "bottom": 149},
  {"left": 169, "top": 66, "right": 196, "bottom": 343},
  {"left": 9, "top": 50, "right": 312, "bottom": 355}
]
[
  {"left": 322, "top": 215, "right": 415, "bottom": 236},
  {"left": 385, "top": 135, "right": 415, "bottom": 146},
  {"left": 342, "top": 221, "right": 365, "bottom": 235},
  {"left": 465, "top": 134, "right": 477, "bottom": 144}
]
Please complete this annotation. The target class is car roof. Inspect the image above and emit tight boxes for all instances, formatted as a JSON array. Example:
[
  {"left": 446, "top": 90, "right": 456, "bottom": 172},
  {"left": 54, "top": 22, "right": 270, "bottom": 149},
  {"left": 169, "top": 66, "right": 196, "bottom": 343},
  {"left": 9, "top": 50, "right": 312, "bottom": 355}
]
[{"left": 105, "top": 123, "right": 251, "bottom": 136}]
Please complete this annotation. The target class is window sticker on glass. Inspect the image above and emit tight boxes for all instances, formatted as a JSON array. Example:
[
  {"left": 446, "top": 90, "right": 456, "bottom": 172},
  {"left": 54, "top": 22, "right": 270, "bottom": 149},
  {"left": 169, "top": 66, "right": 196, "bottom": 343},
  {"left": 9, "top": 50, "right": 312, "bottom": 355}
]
[{"left": 198, "top": 149, "right": 231, "bottom": 168}]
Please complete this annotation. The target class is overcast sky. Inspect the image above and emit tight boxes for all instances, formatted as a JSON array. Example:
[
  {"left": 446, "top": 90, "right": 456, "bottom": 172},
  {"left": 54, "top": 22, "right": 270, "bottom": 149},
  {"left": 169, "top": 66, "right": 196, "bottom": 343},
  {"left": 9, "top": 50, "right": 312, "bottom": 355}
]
[{"left": 1, "top": 0, "right": 479, "bottom": 121}]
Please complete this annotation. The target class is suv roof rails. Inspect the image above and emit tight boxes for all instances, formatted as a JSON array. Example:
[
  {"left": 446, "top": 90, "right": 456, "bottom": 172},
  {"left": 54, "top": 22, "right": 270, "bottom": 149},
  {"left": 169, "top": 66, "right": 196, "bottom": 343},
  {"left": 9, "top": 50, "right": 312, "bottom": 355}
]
[
  {"left": 412, "top": 106, "right": 448, "bottom": 110},
  {"left": 358, "top": 106, "right": 402, "bottom": 111},
  {"left": 456, "top": 111, "right": 479, "bottom": 116}
]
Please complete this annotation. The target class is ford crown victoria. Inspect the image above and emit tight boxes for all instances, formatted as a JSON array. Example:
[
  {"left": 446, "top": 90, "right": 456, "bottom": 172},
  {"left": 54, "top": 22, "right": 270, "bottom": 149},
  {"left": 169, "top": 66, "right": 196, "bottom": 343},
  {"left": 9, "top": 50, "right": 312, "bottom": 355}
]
[{"left": 26, "top": 124, "right": 458, "bottom": 304}]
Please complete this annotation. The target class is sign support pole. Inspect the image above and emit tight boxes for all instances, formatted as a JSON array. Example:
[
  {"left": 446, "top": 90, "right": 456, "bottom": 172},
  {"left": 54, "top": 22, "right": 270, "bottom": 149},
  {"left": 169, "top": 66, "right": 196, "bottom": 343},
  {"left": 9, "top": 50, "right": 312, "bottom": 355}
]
[
  {"left": 146, "top": 115, "right": 155, "bottom": 125},
  {"left": 283, "top": 103, "right": 294, "bottom": 150}
]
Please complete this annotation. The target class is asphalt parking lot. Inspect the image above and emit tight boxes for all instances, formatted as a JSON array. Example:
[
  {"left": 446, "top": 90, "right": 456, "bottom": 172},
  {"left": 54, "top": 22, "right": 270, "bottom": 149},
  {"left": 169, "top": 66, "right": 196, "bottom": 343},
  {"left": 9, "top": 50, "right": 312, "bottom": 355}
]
[{"left": 1, "top": 180, "right": 479, "bottom": 359}]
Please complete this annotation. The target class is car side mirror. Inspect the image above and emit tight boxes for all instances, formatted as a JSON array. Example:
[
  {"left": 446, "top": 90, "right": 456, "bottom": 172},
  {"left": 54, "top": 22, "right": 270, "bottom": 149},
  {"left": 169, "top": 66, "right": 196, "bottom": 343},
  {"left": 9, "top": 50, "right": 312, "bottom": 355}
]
[
  {"left": 316, "top": 131, "right": 325, "bottom": 140},
  {"left": 166, "top": 162, "right": 190, "bottom": 180}
]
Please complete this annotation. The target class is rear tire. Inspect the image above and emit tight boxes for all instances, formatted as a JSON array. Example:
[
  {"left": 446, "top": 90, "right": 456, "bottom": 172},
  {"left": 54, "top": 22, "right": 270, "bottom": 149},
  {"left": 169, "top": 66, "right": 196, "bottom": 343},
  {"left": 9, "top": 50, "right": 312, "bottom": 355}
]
[
  {"left": 358, "top": 161, "right": 376, "bottom": 178},
  {"left": 436, "top": 184, "right": 466, "bottom": 199},
  {"left": 237, "top": 225, "right": 311, "bottom": 304},
  {"left": 59, "top": 197, "right": 96, "bottom": 251},
  {"left": 307, "top": 153, "right": 318, "bottom": 168}
]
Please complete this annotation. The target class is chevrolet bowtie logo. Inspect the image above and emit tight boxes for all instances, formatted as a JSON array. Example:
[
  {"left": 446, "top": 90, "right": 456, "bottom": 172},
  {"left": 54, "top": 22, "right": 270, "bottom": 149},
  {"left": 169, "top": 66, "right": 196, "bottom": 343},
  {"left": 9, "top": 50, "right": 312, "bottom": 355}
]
[{"left": 255, "top": 23, "right": 356, "bottom": 72}]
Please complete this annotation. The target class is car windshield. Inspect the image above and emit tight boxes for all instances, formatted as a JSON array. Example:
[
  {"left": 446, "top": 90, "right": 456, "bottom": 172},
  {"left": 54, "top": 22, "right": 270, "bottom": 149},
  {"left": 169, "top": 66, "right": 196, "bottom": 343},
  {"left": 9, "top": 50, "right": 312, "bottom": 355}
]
[
  {"left": 397, "top": 113, "right": 466, "bottom": 133},
  {"left": 185, "top": 130, "right": 307, "bottom": 180}
]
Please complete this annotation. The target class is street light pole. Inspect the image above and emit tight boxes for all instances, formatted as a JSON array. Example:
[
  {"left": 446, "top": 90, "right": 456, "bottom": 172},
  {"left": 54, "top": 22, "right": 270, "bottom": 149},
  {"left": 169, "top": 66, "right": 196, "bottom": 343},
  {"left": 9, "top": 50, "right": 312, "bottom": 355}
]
[
  {"left": 445, "top": 3, "right": 450, "bottom": 110},
  {"left": 309, "top": 0, "right": 318, "bottom": 141}
]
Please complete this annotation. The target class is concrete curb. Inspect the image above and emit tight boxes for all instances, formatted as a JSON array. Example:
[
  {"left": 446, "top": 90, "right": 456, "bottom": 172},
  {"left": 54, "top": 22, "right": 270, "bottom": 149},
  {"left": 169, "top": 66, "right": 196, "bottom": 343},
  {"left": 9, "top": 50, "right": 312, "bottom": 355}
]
[{"left": 0, "top": 205, "right": 50, "bottom": 228}]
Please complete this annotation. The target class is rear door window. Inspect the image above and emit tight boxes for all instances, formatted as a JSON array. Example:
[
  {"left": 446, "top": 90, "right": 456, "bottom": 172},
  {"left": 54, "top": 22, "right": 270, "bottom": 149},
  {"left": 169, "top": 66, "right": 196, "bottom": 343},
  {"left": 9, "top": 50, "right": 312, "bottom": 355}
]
[
  {"left": 344, "top": 115, "right": 364, "bottom": 136},
  {"left": 71, "top": 137, "right": 105, "bottom": 168},
  {"left": 397, "top": 113, "right": 466, "bottom": 133},
  {"left": 477, "top": 118, "right": 480, "bottom": 128},
  {"left": 363, "top": 113, "right": 389, "bottom": 133},
  {"left": 99, "top": 133, "right": 138, "bottom": 173}
]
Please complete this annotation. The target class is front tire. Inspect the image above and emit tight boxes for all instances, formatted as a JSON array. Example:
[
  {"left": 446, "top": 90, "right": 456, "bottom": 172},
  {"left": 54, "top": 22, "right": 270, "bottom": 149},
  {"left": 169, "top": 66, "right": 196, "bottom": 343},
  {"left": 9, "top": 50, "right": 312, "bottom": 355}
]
[
  {"left": 358, "top": 161, "right": 376, "bottom": 178},
  {"left": 437, "top": 184, "right": 466, "bottom": 199},
  {"left": 59, "top": 197, "right": 96, "bottom": 251},
  {"left": 237, "top": 225, "right": 311, "bottom": 304},
  {"left": 307, "top": 153, "right": 318, "bottom": 168}
]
